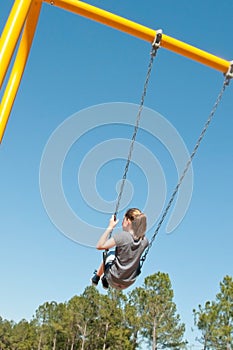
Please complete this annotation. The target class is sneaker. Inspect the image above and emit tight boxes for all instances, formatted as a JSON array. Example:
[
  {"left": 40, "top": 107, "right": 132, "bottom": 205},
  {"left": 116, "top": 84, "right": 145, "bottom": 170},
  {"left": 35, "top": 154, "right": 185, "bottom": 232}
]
[
  {"left": 91, "top": 271, "right": 100, "bottom": 286},
  {"left": 101, "top": 275, "right": 109, "bottom": 290}
]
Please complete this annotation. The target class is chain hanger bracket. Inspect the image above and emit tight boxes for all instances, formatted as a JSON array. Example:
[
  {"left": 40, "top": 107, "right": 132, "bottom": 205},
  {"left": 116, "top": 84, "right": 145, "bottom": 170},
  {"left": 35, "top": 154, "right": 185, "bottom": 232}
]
[
  {"left": 151, "top": 29, "right": 163, "bottom": 56},
  {"left": 225, "top": 60, "right": 233, "bottom": 84}
]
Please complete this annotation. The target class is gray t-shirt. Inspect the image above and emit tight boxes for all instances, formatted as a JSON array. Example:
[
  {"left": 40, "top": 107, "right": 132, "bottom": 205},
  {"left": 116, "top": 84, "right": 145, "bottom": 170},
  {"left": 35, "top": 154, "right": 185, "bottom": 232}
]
[{"left": 106, "top": 230, "right": 149, "bottom": 289}]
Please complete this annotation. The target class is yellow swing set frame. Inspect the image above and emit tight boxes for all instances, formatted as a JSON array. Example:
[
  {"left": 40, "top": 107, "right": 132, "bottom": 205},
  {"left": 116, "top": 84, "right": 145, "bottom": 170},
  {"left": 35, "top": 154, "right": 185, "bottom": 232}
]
[{"left": 0, "top": 0, "right": 232, "bottom": 143}]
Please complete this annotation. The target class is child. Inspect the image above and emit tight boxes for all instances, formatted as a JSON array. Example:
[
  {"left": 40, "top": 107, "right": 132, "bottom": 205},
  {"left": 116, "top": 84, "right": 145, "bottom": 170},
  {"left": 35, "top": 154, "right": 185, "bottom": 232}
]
[{"left": 91, "top": 208, "right": 149, "bottom": 290}]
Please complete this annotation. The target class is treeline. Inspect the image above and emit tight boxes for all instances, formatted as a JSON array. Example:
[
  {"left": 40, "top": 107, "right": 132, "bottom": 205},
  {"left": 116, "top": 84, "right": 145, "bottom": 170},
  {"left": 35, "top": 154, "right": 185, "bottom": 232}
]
[{"left": 0, "top": 272, "right": 232, "bottom": 350}]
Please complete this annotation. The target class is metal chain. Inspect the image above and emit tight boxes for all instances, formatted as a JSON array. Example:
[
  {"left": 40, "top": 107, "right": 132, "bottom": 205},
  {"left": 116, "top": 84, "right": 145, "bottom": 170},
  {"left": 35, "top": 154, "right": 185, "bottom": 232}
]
[
  {"left": 140, "top": 74, "right": 231, "bottom": 267},
  {"left": 114, "top": 32, "right": 162, "bottom": 218}
]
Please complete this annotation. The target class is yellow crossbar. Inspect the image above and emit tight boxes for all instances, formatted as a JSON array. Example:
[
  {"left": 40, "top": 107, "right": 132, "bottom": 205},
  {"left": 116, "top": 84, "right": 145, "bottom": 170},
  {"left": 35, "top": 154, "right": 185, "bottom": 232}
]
[
  {"left": 43, "top": 0, "right": 230, "bottom": 73},
  {"left": 0, "top": 0, "right": 231, "bottom": 142}
]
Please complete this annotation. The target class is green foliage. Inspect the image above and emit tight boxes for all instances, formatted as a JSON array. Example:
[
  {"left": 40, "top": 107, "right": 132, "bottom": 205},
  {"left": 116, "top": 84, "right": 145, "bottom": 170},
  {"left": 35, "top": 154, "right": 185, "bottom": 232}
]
[
  {"left": 128, "top": 272, "right": 186, "bottom": 349},
  {"left": 2, "top": 273, "right": 233, "bottom": 349},
  {"left": 0, "top": 272, "right": 186, "bottom": 349},
  {"left": 193, "top": 275, "right": 233, "bottom": 349},
  {"left": 0, "top": 317, "right": 14, "bottom": 349}
]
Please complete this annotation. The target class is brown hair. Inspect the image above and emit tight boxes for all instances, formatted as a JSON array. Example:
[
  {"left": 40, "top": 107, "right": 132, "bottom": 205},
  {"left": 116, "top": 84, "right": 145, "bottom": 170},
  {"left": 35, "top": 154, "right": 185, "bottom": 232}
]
[{"left": 125, "top": 208, "right": 147, "bottom": 239}]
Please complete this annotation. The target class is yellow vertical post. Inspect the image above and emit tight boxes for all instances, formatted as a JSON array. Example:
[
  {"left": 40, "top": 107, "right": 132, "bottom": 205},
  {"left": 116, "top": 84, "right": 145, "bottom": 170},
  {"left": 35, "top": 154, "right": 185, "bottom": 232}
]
[
  {"left": 0, "top": 0, "right": 42, "bottom": 143},
  {"left": 0, "top": 0, "right": 34, "bottom": 89}
]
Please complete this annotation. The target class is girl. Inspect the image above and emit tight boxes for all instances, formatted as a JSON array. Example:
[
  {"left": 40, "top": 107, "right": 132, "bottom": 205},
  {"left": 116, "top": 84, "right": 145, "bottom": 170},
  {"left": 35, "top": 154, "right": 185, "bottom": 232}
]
[{"left": 91, "top": 208, "right": 148, "bottom": 290}]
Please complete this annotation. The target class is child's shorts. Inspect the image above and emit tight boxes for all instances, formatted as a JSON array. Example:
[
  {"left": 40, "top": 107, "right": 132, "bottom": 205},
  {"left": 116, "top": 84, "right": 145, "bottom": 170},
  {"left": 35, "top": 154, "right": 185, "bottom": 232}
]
[{"left": 104, "top": 251, "right": 115, "bottom": 272}]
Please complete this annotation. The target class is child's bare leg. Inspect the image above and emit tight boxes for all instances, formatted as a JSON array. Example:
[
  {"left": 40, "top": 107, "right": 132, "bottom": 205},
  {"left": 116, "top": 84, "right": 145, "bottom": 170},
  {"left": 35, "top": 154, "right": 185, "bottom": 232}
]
[{"left": 96, "top": 262, "right": 104, "bottom": 277}]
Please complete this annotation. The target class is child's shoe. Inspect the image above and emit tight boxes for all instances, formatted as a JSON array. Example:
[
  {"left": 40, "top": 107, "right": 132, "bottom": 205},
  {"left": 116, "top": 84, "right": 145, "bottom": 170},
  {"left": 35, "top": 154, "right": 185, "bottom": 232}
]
[
  {"left": 91, "top": 270, "right": 100, "bottom": 286},
  {"left": 101, "top": 275, "right": 109, "bottom": 289}
]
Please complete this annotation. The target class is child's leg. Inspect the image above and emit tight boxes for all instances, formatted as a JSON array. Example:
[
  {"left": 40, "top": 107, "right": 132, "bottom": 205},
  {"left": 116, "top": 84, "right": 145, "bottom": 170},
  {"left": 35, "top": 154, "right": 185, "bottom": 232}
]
[
  {"left": 96, "top": 261, "right": 104, "bottom": 277},
  {"left": 91, "top": 251, "right": 115, "bottom": 287},
  {"left": 91, "top": 261, "right": 104, "bottom": 286}
]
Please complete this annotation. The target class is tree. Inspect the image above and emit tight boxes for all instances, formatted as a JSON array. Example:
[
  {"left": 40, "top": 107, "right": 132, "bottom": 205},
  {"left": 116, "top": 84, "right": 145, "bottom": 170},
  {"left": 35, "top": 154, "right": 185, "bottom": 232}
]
[
  {"left": 0, "top": 272, "right": 187, "bottom": 349},
  {"left": 65, "top": 295, "right": 83, "bottom": 350},
  {"left": 75, "top": 286, "right": 102, "bottom": 350},
  {"left": 99, "top": 289, "right": 133, "bottom": 350},
  {"left": 11, "top": 319, "right": 37, "bottom": 350},
  {"left": 129, "top": 272, "right": 186, "bottom": 350},
  {"left": 193, "top": 301, "right": 219, "bottom": 349},
  {"left": 216, "top": 276, "right": 233, "bottom": 349},
  {"left": 124, "top": 298, "right": 141, "bottom": 349},
  {"left": 194, "top": 275, "right": 233, "bottom": 350},
  {"left": 77, "top": 286, "right": 133, "bottom": 350},
  {"left": 0, "top": 317, "right": 14, "bottom": 349},
  {"left": 34, "top": 300, "right": 67, "bottom": 349}
]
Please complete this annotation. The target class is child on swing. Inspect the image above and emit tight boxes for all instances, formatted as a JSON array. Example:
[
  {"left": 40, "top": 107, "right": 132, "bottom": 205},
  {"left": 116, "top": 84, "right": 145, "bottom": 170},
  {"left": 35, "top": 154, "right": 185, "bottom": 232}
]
[{"left": 91, "top": 208, "right": 149, "bottom": 290}]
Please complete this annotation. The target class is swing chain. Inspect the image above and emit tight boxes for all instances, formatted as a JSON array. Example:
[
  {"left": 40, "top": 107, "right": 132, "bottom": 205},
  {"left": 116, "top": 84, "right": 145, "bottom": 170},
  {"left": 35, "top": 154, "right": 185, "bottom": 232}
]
[
  {"left": 114, "top": 30, "right": 163, "bottom": 218},
  {"left": 140, "top": 72, "right": 231, "bottom": 268}
]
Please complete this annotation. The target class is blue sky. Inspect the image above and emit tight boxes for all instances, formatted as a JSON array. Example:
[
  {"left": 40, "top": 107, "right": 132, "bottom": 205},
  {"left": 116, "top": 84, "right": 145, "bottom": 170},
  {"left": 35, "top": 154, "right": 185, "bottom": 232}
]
[{"left": 1, "top": 0, "right": 233, "bottom": 347}]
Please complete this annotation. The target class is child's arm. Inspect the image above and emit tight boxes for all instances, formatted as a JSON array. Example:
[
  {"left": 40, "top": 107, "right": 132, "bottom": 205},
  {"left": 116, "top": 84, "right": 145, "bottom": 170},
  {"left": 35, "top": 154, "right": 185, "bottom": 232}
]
[{"left": 96, "top": 215, "right": 119, "bottom": 250}]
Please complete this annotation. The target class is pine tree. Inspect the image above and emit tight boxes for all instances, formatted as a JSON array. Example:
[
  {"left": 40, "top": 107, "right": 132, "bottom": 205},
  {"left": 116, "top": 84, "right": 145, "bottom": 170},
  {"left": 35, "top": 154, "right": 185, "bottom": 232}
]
[
  {"left": 129, "top": 272, "right": 186, "bottom": 350},
  {"left": 193, "top": 275, "right": 233, "bottom": 349}
]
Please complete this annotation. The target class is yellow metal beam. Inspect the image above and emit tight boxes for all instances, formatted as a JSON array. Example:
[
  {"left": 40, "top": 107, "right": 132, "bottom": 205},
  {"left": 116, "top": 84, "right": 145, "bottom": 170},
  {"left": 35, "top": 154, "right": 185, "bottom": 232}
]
[
  {"left": 43, "top": 0, "right": 231, "bottom": 73},
  {"left": 0, "top": 0, "right": 42, "bottom": 143},
  {"left": 0, "top": 0, "right": 34, "bottom": 89},
  {"left": 0, "top": 0, "right": 231, "bottom": 142}
]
